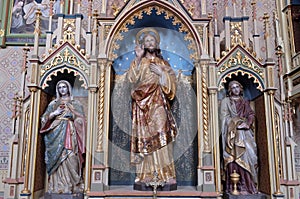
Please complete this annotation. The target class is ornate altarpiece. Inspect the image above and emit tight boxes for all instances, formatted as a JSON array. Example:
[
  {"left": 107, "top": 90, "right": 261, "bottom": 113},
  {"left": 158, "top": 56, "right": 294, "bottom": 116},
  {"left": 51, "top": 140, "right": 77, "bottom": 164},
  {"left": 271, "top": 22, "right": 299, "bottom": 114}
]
[{"left": 2, "top": 0, "right": 300, "bottom": 199}]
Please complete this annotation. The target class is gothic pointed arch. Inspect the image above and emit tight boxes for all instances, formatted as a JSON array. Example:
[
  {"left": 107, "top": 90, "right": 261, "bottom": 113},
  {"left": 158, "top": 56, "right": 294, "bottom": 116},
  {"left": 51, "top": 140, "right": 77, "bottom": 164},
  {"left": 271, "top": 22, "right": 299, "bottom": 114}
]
[
  {"left": 103, "top": 0, "right": 203, "bottom": 64},
  {"left": 39, "top": 42, "right": 90, "bottom": 94},
  {"left": 217, "top": 45, "right": 265, "bottom": 100}
]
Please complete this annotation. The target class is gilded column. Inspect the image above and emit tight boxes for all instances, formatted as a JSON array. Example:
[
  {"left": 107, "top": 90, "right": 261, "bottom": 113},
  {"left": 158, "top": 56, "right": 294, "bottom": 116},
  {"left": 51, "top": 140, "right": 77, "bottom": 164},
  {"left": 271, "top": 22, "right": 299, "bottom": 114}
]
[
  {"left": 20, "top": 87, "right": 37, "bottom": 195},
  {"left": 85, "top": 86, "right": 97, "bottom": 193},
  {"left": 264, "top": 13, "right": 283, "bottom": 193},
  {"left": 102, "top": 60, "right": 112, "bottom": 187},
  {"left": 268, "top": 89, "right": 283, "bottom": 196},
  {"left": 208, "top": 60, "right": 220, "bottom": 193},
  {"left": 21, "top": 10, "right": 41, "bottom": 195},
  {"left": 85, "top": 52, "right": 98, "bottom": 193}
]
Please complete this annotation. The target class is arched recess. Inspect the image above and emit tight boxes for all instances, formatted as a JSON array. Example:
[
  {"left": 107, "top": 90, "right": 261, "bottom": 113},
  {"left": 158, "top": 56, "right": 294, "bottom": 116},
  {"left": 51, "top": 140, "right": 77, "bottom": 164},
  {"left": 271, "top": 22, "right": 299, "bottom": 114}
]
[
  {"left": 40, "top": 65, "right": 89, "bottom": 94},
  {"left": 105, "top": 0, "right": 202, "bottom": 61},
  {"left": 216, "top": 66, "right": 271, "bottom": 194},
  {"left": 39, "top": 63, "right": 89, "bottom": 113},
  {"left": 35, "top": 59, "right": 90, "bottom": 192},
  {"left": 101, "top": 0, "right": 203, "bottom": 186},
  {"left": 217, "top": 68, "right": 265, "bottom": 100}
]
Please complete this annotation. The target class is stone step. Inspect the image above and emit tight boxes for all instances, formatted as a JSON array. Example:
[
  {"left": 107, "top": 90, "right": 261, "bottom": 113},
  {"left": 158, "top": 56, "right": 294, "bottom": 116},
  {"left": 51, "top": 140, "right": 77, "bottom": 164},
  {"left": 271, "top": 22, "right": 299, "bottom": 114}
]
[{"left": 223, "top": 193, "right": 268, "bottom": 199}]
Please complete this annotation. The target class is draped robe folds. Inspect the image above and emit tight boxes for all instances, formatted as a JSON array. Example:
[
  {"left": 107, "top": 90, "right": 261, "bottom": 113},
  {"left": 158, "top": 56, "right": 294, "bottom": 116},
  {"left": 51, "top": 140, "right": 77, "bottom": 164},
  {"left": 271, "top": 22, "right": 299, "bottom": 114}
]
[
  {"left": 220, "top": 97, "right": 258, "bottom": 194},
  {"left": 40, "top": 98, "right": 86, "bottom": 193},
  {"left": 127, "top": 56, "right": 177, "bottom": 183}
]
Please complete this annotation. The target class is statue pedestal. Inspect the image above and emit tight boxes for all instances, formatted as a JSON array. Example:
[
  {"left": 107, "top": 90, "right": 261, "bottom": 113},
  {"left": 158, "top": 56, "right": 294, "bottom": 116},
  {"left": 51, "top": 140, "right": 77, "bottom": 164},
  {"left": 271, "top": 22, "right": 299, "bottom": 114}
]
[
  {"left": 133, "top": 182, "right": 177, "bottom": 191},
  {"left": 223, "top": 193, "right": 267, "bottom": 199},
  {"left": 44, "top": 192, "right": 84, "bottom": 199}
]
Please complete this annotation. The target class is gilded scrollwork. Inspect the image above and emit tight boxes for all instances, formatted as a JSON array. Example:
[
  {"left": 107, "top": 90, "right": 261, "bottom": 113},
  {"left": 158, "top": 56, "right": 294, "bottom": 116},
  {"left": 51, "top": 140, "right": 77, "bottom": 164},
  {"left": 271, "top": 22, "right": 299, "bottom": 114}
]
[
  {"left": 218, "top": 50, "right": 264, "bottom": 79},
  {"left": 230, "top": 22, "right": 244, "bottom": 47},
  {"left": 135, "top": 10, "right": 144, "bottom": 19},
  {"left": 40, "top": 66, "right": 87, "bottom": 89},
  {"left": 144, "top": 7, "right": 153, "bottom": 15},
  {"left": 40, "top": 48, "right": 89, "bottom": 78},
  {"left": 218, "top": 49, "right": 264, "bottom": 91}
]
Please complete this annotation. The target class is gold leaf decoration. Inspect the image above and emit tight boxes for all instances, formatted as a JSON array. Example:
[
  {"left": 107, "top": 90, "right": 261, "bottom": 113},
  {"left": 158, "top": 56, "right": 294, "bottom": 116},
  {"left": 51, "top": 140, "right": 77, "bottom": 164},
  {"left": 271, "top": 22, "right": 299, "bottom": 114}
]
[
  {"left": 187, "top": 5, "right": 195, "bottom": 16},
  {"left": 112, "top": 3, "right": 120, "bottom": 16},
  {"left": 63, "top": 19, "right": 76, "bottom": 45},
  {"left": 0, "top": 29, "right": 4, "bottom": 37}
]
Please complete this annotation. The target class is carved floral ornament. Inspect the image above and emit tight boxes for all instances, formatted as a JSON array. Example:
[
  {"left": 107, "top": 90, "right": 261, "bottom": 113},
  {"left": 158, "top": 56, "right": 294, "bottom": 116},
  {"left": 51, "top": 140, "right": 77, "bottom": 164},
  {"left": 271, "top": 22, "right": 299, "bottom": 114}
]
[{"left": 108, "top": 6, "right": 198, "bottom": 61}]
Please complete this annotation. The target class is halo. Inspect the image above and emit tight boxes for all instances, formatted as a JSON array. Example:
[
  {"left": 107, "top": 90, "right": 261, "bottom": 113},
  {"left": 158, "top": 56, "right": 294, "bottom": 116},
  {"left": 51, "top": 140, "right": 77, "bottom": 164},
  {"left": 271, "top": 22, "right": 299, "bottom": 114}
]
[{"left": 135, "top": 27, "right": 160, "bottom": 45}]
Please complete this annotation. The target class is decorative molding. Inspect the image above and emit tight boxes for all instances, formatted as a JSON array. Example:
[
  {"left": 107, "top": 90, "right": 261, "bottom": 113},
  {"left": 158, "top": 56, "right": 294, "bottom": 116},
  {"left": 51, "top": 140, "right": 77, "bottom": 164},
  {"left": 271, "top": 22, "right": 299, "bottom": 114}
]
[
  {"left": 41, "top": 66, "right": 88, "bottom": 89},
  {"left": 40, "top": 43, "right": 89, "bottom": 90}
]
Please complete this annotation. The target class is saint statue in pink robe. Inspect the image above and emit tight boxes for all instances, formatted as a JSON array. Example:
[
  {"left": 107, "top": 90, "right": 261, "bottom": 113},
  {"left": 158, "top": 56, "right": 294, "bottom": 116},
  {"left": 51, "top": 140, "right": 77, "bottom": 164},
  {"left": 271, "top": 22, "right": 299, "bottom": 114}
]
[{"left": 40, "top": 80, "right": 86, "bottom": 193}]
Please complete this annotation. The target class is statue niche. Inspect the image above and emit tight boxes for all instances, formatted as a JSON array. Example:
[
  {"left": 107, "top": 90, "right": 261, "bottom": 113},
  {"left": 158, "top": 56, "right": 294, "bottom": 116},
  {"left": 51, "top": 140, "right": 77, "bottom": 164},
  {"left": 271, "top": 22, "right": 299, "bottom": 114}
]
[
  {"left": 109, "top": 15, "right": 198, "bottom": 190},
  {"left": 39, "top": 72, "right": 88, "bottom": 198},
  {"left": 219, "top": 76, "right": 266, "bottom": 198}
]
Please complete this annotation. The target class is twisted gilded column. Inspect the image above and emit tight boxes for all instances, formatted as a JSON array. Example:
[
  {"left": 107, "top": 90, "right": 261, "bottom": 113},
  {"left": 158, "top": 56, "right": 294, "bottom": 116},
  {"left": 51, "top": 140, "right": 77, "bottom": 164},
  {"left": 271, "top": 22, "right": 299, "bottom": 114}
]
[
  {"left": 201, "top": 65, "right": 210, "bottom": 153},
  {"left": 195, "top": 61, "right": 202, "bottom": 167},
  {"left": 96, "top": 60, "right": 106, "bottom": 152}
]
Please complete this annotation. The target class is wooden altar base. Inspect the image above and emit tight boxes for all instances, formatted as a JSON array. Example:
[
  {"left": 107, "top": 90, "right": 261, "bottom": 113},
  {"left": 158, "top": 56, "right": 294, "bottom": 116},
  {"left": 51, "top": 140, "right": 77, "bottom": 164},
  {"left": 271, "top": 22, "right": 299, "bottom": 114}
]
[
  {"left": 223, "top": 192, "right": 267, "bottom": 199},
  {"left": 87, "top": 186, "right": 221, "bottom": 198},
  {"left": 44, "top": 192, "right": 84, "bottom": 199},
  {"left": 133, "top": 181, "right": 177, "bottom": 191}
]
